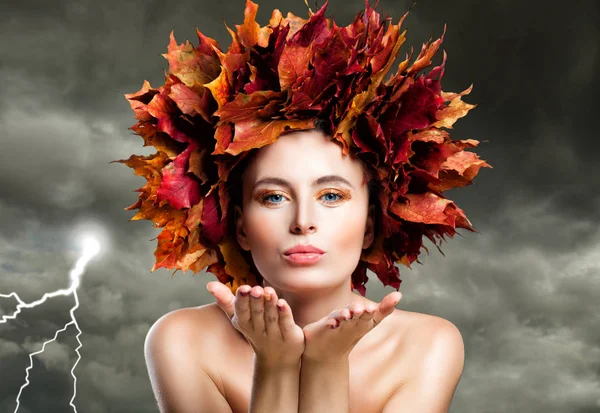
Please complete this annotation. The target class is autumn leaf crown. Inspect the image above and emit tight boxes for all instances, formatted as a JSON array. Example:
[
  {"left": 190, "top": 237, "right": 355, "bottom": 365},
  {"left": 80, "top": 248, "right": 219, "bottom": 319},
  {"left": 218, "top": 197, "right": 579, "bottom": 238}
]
[{"left": 113, "top": 0, "right": 492, "bottom": 296}]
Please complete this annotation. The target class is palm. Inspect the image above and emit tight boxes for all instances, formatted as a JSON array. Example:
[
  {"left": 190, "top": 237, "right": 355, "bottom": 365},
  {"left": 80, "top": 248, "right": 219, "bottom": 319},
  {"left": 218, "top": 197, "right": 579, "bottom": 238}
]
[
  {"left": 300, "top": 292, "right": 402, "bottom": 361},
  {"left": 302, "top": 314, "right": 333, "bottom": 338}
]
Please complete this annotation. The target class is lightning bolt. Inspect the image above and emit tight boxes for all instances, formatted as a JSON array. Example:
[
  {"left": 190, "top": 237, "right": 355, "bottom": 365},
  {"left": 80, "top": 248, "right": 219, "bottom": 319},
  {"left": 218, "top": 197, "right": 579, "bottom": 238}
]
[{"left": 1, "top": 236, "right": 100, "bottom": 413}]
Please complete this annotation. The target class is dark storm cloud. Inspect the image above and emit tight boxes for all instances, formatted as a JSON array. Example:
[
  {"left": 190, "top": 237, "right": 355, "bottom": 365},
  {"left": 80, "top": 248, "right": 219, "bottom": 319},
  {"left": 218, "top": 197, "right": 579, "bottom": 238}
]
[{"left": 1, "top": 0, "right": 598, "bottom": 412}]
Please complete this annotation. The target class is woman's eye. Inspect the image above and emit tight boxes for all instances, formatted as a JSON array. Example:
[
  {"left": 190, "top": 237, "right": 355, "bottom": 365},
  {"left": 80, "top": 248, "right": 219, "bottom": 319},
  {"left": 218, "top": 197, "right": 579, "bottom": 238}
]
[
  {"left": 260, "top": 192, "right": 344, "bottom": 205},
  {"left": 321, "top": 193, "right": 342, "bottom": 203},
  {"left": 264, "top": 194, "right": 285, "bottom": 203}
]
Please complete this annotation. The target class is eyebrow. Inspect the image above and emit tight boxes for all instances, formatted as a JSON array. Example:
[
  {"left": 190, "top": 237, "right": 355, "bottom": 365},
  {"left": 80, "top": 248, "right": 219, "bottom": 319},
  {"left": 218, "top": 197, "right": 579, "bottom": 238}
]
[{"left": 252, "top": 175, "right": 355, "bottom": 190}]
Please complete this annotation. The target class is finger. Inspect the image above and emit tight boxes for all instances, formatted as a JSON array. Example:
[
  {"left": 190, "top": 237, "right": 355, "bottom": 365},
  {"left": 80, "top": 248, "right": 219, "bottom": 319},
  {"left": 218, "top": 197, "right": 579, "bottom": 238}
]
[
  {"left": 387, "top": 291, "right": 402, "bottom": 304},
  {"left": 383, "top": 292, "right": 402, "bottom": 313},
  {"left": 249, "top": 286, "right": 266, "bottom": 333},
  {"left": 263, "top": 287, "right": 280, "bottom": 338},
  {"left": 360, "top": 302, "right": 377, "bottom": 319},
  {"left": 373, "top": 293, "right": 402, "bottom": 325},
  {"left": 277, "top": 299, "right": 298, "bottom": 339},
  {"left": 349, "top": 303, "right": 365, "bottom": 319},
  {"left": 208, "top": 282, "right": 237, "bottom": 319},
  {"left": 318, "top": 312, "right": 339, "bottom": 328},
  {"left": 348, "top": 303, "right": 371, "bottom": 329},
  {"left": 329, "top": 308, "right": 350, "bottom": 321},
  {"left": 233, "top": 285, "right": 252, "bottom": 325},
  {"left": 359, "top": 303, "right": 377, "bottom": 320},
  {"left": 330, "top": 308, "right": 352, "bottom": 329}
]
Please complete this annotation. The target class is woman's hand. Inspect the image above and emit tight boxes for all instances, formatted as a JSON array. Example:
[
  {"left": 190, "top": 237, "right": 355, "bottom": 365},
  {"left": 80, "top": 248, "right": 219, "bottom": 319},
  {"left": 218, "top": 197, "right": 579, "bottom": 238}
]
[
  {"left": 206, "top": 282, "right": 305, "bottom": 367},
  {"left": 301, "top": 291, "right": 402, "bottom": 363}
]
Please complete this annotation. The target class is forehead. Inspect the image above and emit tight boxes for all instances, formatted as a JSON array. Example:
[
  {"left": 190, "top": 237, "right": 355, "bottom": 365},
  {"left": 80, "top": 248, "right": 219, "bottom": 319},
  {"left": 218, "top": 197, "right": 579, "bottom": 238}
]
[{"left": 242, "top": 129, "right": 365, "bottom": 185}]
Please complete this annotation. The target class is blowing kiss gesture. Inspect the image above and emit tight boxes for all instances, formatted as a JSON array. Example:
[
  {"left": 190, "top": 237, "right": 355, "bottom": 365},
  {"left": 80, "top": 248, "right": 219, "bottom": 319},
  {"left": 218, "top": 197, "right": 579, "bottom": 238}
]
[
  {"left": 300, "top": 290, "right": 402, "bottom": 363},
  {"left": 206, "top": 282, "right": 401, "bottom": 364}
]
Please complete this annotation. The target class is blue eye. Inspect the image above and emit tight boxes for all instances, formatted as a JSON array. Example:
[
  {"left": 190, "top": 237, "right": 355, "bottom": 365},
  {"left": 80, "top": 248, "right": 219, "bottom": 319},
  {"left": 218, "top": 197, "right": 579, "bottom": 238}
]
[
  {"left": 264, "top": 194, "right": 284, "bottom": 203},
  {"left": 322, "top": 193, "right": 341, "bottom": 203},
  {"left": 260, "top": 192, "right": 343, "bottom": 205}
]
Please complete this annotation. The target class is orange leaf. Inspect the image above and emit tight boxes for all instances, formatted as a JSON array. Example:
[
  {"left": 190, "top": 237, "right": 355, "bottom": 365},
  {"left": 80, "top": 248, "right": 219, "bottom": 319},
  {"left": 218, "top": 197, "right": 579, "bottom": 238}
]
[
  {"left": 218, "top": 236, "right": 252, "bottom": 282},
  {"left": 235, "top": 0, "right": 273, "bottom": 50},
  {"left": 161, "top": 30, "right": 221, "bottom": 92},
  {"left": 431, "top": 85, "right": 477, "bottom": 130},
  {"left": 390, "top": 193, "right": 454, "bottom": 225},
  {"left": 204, "top": 67, "right": 230, "bottom": 110},
  {"left": 226, "top": 118, "right": 316, "bottom": 156}
]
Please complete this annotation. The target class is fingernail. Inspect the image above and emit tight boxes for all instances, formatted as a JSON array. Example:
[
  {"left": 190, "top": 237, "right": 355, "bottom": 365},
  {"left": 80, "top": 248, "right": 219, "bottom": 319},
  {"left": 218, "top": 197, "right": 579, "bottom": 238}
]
[{"left": 240, "top": 290, "right": 249, "bottom": 296}]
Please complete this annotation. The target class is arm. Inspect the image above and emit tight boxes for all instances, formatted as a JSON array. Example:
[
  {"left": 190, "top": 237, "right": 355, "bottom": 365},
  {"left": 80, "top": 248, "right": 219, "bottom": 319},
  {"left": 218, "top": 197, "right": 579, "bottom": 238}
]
[
  {"left": 381, "top": 320, "right": 465, "bottom": 413},
  {"left": 249, "top": 356, "right": 301, "bottom": 413},
  {"left": 206, "top": 283, "right": 306, "bottom": 412},
  {"left": 296, "top": 291, "right": 400, "bottom": 413},
  {"left": 298, "top": 355, "right": 350, "bottom": 413}
]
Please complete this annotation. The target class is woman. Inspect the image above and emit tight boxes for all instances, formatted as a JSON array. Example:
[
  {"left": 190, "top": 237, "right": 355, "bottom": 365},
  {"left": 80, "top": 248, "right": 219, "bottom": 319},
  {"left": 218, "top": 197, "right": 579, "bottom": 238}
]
[
  {"left": 118, "top": 1, "right": 488, "bottom": 411},
  {"left": 143, "top": 127, "right": 466, "bottom": 413}
]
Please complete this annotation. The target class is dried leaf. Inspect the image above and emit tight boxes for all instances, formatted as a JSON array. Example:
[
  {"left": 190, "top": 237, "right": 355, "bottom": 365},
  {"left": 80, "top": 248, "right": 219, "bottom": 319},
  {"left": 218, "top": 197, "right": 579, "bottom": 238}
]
[{"left": 117, "top": 0, "right": 492, "bottom": 295}]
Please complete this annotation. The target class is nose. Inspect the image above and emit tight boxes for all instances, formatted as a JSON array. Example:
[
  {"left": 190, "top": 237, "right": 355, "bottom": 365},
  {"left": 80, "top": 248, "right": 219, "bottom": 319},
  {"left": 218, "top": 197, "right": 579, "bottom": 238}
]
[
  {"left": 289, "top": 199, "right": 317, "bottom": 235},
  {"left": 291, "top": 222, "right": 316, "bottom": 234}
]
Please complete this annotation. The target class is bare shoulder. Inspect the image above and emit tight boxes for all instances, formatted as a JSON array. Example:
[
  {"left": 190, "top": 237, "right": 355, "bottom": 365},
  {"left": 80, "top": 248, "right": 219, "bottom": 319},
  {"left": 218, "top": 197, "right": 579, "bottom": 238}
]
[
  {"left": 393, "top": 308, "right": 462, "bottom": 338},
  {"left": 151, "top": 303, "right": 231, "bottom": 336},
  {"left": 375, "top": 310, "right": 464, "bottom": 412},
  {"left": 390, "top": 309, "right": 464, "bottom": 380},
  {"left": 145, "top": 303, "right": 229, "bottom": 377},
  {"left": 144, "top": 303, "right": 234, "bottom": 413}
]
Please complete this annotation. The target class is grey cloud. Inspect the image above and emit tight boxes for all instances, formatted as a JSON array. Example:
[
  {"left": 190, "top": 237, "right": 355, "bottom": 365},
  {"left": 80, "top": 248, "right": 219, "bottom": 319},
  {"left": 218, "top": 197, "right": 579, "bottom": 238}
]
[{"left": 1, "top": 0, "right": 598, "bottom": 412}]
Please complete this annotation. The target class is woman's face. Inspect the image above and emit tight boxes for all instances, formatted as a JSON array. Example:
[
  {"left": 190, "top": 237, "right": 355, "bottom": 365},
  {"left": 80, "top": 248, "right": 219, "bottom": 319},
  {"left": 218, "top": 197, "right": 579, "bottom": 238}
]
[{"left": 234, "top": 129, "right": 374, "bottom": 294}]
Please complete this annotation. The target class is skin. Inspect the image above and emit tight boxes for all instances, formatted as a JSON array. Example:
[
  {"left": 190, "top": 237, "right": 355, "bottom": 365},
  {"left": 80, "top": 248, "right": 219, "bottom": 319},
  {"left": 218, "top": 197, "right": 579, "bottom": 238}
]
[
  {"left": 147, "top": 129, "right": 463, "bottom": 413},
  {"left": 207, "top": 128, "right": 401, "bottom": 362}
]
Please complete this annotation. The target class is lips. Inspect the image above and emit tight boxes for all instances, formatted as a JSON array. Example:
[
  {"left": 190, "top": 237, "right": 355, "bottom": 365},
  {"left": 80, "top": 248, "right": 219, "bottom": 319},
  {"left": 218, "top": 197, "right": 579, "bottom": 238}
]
[
  {"left": 283, "top": 252, "right": 324, "bottom": 265},
  {"left": 283, "top": 244, "right": 325, "bottom": 255}
]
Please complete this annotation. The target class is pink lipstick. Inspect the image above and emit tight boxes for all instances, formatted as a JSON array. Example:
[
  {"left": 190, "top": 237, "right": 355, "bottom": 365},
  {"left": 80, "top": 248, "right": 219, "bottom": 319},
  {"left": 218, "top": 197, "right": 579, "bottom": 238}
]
[{"left": 283, "top": 252, "right": 325, "bottom": 265}]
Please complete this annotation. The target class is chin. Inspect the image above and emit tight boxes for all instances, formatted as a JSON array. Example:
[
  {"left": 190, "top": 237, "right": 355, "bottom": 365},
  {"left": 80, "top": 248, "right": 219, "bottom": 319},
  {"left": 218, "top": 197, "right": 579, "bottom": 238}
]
[{"left": 261, "top": 266, "right": 347, "bottom": 290}]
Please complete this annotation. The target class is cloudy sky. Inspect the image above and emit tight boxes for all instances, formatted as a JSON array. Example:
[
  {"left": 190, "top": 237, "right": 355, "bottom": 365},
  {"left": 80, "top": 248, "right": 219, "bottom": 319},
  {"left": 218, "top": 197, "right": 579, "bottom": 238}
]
[{"left": 1, "top": 0, "right": 598, "bottom": 412}]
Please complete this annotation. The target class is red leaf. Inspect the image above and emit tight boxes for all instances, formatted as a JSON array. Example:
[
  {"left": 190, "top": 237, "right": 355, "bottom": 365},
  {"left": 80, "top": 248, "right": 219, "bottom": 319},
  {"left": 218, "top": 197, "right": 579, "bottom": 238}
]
[{"left": 156, "top": 141, "right": 201, "bottom": 209}]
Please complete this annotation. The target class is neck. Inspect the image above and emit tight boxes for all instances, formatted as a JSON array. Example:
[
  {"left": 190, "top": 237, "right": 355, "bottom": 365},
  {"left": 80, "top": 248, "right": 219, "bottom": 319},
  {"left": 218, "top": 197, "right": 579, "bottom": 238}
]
[{"left": 263, "top": 279, "right": 370, "bottom": 329}]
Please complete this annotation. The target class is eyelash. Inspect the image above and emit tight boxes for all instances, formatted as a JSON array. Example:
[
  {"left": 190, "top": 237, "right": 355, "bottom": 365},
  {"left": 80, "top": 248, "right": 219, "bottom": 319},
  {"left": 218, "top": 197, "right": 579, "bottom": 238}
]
[{"left": 258, "top": 190, "right": 349, "bottom": 206}]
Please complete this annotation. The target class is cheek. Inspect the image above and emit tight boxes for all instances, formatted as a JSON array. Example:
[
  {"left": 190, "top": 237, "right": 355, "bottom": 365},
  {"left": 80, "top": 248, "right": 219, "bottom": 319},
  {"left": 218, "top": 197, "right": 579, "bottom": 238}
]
[
  {"left": 329, "top": 210, "right": 368, "bottom": 251},
  {"left": 242, "top": 209, "right": 286, "bottom": 277},
  {"left": 325, "top": 209, "right": 368, "bottom": 278},
  {"left": 244, "top": 208, "right": 281, "bottom": 249}
]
